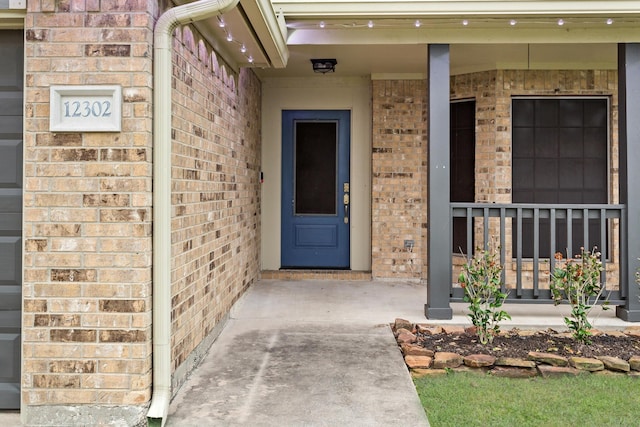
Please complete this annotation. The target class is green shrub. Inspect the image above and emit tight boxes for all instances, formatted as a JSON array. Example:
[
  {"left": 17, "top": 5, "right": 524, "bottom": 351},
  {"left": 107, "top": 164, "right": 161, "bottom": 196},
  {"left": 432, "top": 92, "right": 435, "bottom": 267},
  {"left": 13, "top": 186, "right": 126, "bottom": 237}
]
[
  {"left": 550, "top": 247, "right": 608, "bottom": 344},
  {"left": 458, "top": 248, "right": 510, "bottom": 345}
]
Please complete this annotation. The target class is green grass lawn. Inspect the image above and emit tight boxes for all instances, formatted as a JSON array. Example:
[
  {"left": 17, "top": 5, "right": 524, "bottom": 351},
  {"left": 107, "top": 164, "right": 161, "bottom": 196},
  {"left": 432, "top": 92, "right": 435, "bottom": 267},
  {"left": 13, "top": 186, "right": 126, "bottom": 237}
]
[{"left": 414, "top": 372, "right": 640, "bottom": 427}]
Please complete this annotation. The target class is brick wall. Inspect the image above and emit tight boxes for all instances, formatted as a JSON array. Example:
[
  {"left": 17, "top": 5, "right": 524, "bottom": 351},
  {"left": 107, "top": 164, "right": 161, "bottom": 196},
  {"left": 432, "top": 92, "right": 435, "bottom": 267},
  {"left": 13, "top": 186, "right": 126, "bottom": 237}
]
[
  {"left": 371, "top": 71, "right": 618, "bottom": 284},
  {"left": 23, "top": 0, "right": 155, "bottom": 423},
  {"left": 450, "top": 69, "right": 619, "bottom": 288},
  {"left": 451, "top": 69, "right": 618, "bottom": 206},
  {"left": 371, "top": 80, "right": 427, "bottom": 280},
  {"left": 23, "top": 2, "right": 262, "bottom": 423},
  {"left": 170, "top": 27, "right": 261, "bottom": 378}
]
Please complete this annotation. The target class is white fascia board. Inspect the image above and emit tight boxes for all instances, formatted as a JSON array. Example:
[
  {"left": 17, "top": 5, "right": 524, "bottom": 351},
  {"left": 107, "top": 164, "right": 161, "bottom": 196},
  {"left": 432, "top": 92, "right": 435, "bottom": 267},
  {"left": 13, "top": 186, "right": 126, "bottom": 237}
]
[
  {"left": 171, "top": 0, "right": 288, "bottom": 69},
  {"left": 241, "top": 0, "right": 289, "bottom": 67},
  {"left": 287, "top": 26, "right": 640, "bottom": 44},
  {"left": 272, "top": 1, "right": 640, "bottom": 17}
]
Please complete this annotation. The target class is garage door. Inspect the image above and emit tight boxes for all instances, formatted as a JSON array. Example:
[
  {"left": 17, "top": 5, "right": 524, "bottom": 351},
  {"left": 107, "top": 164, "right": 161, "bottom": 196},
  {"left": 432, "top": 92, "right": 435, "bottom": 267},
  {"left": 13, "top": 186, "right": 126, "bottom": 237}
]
[{"left": 0, "top": 29, "right": 23, "bottom": 410}]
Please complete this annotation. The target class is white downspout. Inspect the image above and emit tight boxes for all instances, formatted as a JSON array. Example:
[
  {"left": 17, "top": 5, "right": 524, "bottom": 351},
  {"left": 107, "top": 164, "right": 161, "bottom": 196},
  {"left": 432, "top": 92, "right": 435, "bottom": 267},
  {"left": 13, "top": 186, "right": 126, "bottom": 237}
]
[{"left": 148, "top": 0, "right": 240, "bottom": 425}]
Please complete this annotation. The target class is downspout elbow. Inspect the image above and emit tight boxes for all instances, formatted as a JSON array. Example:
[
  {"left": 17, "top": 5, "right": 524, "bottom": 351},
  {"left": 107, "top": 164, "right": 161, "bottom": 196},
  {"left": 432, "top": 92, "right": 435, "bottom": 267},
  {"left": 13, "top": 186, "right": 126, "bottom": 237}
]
[{"left": 146, "top": 388, "right": 170, "bottom": 426}]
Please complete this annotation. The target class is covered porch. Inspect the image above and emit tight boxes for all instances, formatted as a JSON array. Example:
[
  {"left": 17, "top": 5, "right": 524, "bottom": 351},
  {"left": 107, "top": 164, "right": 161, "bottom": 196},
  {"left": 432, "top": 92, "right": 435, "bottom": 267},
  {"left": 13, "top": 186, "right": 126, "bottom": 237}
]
[
  {"left": 256, "top": 1, "right": 640, "bottom": 322},
  {"left": 425, "top": 44, "right": 640, "bottom": 321}
]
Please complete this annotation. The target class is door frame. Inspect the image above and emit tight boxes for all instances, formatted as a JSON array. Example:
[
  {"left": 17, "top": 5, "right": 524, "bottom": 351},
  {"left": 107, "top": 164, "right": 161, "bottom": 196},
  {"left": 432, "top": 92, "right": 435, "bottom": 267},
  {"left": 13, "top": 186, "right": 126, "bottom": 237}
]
[
  {"left": 260, "top": 78, "right": 372, "bottom": 272},
  {"left": 280, "top": 109, "right": 351, "bottom": 269}
]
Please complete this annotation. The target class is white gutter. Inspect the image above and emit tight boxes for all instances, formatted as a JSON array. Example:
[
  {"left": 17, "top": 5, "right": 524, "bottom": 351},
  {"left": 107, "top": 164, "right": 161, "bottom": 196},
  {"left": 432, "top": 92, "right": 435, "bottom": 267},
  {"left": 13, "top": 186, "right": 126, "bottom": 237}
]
[
  {"left": 272, "top": 0, "right": 640, "bottom": 17},
  {"left": 148, "top": 0, "right": 240, "bottom": 425}
]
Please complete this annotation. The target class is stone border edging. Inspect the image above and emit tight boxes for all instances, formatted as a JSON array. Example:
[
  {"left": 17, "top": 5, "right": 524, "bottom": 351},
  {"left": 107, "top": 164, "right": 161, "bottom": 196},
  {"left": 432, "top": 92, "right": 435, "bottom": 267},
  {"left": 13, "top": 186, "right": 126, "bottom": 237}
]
[{"left": 393, "top": 318, "right": 640, "bottom": 379}]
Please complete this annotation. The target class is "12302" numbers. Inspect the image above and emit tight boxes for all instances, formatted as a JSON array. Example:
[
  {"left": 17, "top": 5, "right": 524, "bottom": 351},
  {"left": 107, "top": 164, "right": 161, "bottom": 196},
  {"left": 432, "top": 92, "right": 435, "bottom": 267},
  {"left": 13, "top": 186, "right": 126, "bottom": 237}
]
[{"left": 63, "top": 100, "right": 112, "bottom": 118}]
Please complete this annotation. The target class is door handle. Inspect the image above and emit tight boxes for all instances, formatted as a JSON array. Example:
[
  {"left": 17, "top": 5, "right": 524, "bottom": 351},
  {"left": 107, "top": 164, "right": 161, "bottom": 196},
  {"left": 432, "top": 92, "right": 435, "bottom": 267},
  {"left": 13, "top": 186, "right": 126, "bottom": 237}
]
[{"left": 343, "top": 193, "right": 349, "bottom": 223}]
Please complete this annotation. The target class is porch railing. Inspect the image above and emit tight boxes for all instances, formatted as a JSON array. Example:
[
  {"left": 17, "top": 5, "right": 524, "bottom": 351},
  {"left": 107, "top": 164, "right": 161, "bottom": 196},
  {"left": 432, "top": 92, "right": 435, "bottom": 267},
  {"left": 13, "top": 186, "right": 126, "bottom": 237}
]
[{"left": 450, "top": 203, "right": 627, "bottom": 304}]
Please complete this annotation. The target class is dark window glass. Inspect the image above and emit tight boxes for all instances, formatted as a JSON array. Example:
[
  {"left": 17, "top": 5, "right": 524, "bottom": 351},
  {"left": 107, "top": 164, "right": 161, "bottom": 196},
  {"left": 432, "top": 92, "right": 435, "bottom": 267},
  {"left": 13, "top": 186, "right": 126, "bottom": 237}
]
[
  {"left": 512, "top": 98, "right": 608, "bottom": 258},
  {"left": 294, "top": 121, "right": 337, "bottom": 215},
  {"left": 451, "top": 100, "right": 476, "bottom": 254}
]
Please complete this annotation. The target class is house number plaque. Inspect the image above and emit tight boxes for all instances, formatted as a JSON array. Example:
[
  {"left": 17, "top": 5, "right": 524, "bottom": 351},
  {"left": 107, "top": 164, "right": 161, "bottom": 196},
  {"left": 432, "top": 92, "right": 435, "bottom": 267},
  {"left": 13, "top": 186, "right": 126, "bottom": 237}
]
[{"left": 50, "top": 85, "right": 122, "bottom": 132}]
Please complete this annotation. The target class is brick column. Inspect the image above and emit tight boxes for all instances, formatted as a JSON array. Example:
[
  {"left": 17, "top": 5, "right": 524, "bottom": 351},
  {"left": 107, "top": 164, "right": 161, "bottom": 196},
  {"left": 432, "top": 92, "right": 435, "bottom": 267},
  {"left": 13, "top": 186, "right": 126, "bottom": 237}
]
[{"left": 22, "top": 0, "right": 155, "bottom": 424}]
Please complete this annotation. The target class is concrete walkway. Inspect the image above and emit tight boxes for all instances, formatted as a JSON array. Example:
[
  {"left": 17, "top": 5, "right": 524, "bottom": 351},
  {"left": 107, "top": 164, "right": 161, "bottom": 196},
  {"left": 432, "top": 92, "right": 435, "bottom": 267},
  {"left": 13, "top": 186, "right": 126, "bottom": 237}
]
[
  {"left": 166, "top": 280, "right": 431, "bottom": 427},
  {"left": 165, "top": 279, "right": 632, "bottom": 426}
]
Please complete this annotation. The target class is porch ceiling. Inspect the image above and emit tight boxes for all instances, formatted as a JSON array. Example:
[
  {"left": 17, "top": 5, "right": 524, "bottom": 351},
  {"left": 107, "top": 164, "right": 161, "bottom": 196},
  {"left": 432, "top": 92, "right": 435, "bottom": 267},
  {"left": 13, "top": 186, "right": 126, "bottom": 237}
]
[
  {"left": 173, "top": 0, "right": 639, "bottom": 79},
  {"left": 254, "top": 43, "right": 618, "bottom": 78},
  {"left": 252, "top": 0, "right": 639, "bottom": 78}
]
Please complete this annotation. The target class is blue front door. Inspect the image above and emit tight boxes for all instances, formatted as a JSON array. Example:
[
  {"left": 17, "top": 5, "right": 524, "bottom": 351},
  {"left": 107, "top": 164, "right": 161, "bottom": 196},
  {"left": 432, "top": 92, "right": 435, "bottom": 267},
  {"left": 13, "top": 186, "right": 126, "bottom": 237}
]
[{"left": 281, "top": 110, "right": 350, "bottom": 268}]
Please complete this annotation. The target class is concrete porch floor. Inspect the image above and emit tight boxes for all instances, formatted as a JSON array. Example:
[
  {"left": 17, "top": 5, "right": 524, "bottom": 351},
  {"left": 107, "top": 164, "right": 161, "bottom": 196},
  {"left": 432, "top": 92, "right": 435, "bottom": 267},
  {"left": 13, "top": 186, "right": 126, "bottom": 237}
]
[{"left": 229, "top": 279, "right": 631, "bottom": 330}]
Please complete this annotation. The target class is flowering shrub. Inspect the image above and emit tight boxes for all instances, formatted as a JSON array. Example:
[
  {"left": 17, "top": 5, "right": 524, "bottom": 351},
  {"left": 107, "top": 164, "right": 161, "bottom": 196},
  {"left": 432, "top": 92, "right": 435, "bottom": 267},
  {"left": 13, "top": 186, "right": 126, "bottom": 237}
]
[
  {"left": 550, "top": 247, "right": 609, "bottom": 344},
  {"left": 458, "top": 248, "right": 510, "bottom": 345}
]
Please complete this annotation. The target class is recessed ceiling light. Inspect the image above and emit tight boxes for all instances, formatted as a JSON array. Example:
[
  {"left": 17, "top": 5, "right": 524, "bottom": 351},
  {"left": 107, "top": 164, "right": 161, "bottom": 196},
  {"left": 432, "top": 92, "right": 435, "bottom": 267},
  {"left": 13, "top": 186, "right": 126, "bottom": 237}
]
[
  {"left": 557, "top": 18, "right": 565, "bottom": 26},
  {"left": 368, "top": 20, "right": 374, "bottom": 28},
  {"left": 415, "top": 20, "right": 422, "bottom": 28},
  {"left": 462, "top": 19, "right": 469, "bottom": 26},
  {"left": 319, "top": 21, "right": 326, "bottom": 29},
  {"left": 509, "top": 19, "right": 517, "bottom": 26},
  {"left": 606, "top": 18, "right": 614, "bottom": 25}
]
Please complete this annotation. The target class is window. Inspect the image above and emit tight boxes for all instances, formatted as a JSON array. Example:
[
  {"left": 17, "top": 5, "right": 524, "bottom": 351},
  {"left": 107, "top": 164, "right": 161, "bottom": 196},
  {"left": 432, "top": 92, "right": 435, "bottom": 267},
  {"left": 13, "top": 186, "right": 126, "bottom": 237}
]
[
  {"left": 451, "top": 100, "right": 476, "bottom": 254},
  {"left": 512, "top": 98, "right": 608, "bottom": 258},
  {"left": 294, "top": 121, "right": 338, "bottom": 215}
]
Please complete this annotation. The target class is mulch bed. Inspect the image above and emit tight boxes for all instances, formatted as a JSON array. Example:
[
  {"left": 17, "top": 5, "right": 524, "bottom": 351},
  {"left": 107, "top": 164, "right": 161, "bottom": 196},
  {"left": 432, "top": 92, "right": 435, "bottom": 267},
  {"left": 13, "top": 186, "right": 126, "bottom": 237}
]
[{"left": 418, "top": 328, "right": 640, "bottom": 360}]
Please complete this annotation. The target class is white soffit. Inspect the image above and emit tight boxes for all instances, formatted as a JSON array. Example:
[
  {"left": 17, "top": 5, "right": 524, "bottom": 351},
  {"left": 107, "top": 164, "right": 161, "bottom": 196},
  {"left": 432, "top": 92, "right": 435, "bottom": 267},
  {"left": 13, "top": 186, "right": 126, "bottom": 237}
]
[{"left": 172, "top": 0, "right": 288, "bottom": 70}]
